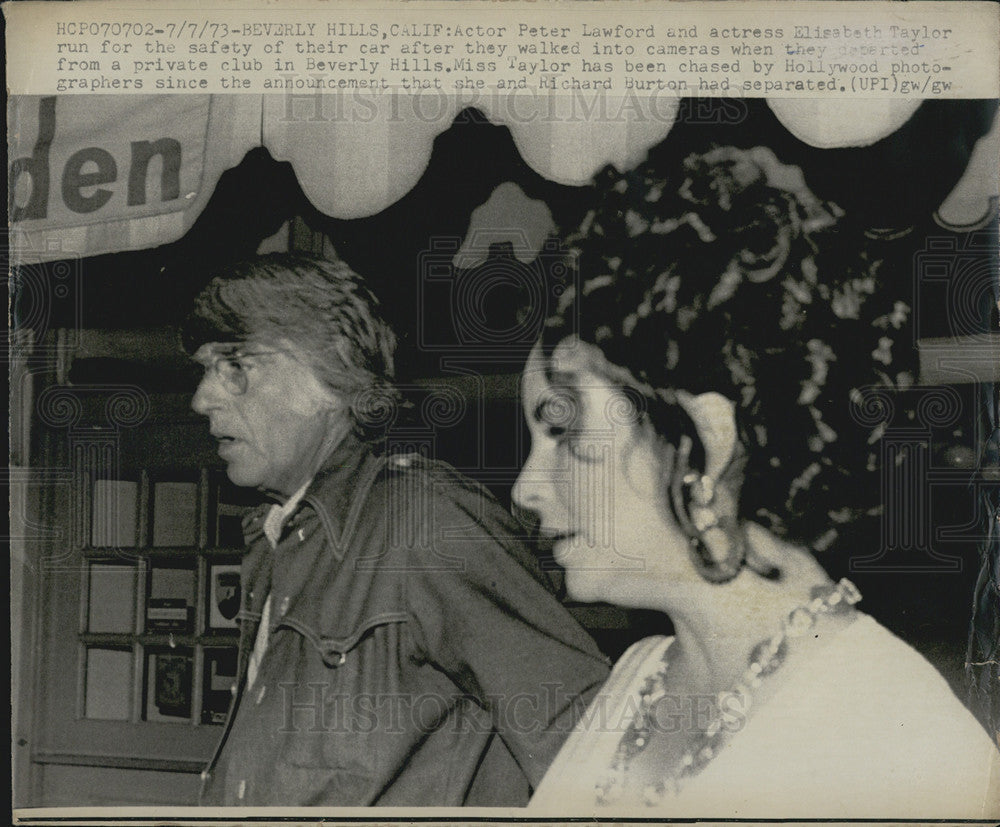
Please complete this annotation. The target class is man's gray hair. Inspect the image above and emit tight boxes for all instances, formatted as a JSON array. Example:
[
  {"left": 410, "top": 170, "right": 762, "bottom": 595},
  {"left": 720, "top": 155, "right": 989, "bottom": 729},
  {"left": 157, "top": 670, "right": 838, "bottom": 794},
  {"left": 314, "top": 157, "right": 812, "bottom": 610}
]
[{"left": 182, "top": 253, "right": 399, "bottom": 441}]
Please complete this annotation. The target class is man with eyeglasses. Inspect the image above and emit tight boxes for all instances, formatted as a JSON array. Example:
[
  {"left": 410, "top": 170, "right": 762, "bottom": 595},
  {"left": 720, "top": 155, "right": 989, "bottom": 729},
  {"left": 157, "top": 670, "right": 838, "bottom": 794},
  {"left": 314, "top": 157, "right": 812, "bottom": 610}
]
[{"left": 183, "top": 253, "right": 609, "bottom": 807}]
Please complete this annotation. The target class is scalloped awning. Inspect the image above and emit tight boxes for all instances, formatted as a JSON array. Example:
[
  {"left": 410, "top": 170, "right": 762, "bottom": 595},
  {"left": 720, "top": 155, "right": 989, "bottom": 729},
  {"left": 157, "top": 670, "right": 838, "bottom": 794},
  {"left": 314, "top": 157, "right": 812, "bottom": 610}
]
[{"left": 8, "top": 93, "right": 998, "bottom": 263}]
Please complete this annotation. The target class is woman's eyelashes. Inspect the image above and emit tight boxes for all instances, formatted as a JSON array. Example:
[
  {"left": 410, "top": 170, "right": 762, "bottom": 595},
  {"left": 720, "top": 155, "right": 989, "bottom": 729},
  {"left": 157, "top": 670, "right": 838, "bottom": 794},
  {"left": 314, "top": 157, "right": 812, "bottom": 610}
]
[
  {"left": 538, "top": 391, "right": 580, "bottom": 438},
  {"left": 538, "top": 388, "right": 608, "bottom": 464},
  {"left": 545, "top": 423, "right": 567, "bottom": 439},
  {"left": 548, "top": 422, "right": 601, "bottom": 464}
]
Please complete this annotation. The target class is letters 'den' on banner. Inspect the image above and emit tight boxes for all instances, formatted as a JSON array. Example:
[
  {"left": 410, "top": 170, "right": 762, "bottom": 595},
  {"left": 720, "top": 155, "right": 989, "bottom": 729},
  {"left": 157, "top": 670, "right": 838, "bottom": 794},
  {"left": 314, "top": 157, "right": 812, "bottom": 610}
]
[{"left": 10, "top": 95, "right": 210, "bottom": 228}]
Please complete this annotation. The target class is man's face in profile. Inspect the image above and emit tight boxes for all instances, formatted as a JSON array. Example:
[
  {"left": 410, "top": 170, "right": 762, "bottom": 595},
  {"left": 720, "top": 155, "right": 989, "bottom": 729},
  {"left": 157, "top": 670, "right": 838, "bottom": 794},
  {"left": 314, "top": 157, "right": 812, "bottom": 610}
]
[{"left": 190, "top": 340, "right": 342, "bottom": 496}]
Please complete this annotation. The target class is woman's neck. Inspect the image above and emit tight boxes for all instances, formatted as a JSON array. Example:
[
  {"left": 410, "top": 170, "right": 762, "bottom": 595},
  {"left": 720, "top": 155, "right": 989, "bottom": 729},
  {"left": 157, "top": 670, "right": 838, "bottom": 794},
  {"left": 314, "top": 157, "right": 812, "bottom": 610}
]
[{"left": 656, "top": 526, "right": 837, "bottom": 698}]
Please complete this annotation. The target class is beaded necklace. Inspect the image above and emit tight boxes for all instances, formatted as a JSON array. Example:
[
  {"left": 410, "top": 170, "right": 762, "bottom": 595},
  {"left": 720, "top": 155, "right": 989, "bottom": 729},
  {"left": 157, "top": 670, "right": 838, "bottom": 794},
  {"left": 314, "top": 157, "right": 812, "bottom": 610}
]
[{"left": 595, "top": 577, "right": 862, "bottom": 806}]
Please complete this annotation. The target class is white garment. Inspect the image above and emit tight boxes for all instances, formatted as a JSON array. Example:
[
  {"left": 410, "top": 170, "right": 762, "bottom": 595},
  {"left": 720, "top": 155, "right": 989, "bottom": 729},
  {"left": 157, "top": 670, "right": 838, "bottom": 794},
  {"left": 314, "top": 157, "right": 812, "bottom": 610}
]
[
  {"left": 246, "top": 481, "right": 310, "bottom": 689},
  {"left": 531, "top": 614, "right": 1000, "bottom": 818}
]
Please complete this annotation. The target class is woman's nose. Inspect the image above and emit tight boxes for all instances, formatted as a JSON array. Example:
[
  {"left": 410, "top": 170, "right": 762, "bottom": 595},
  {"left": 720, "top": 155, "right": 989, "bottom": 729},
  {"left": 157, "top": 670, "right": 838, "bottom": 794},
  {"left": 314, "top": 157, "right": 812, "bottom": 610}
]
[
  {"left": 511, "top": 463, "right": 544, "bottom": 531},
  {"left": 512, "top": 449, "right": 545, "bottom": 510}
]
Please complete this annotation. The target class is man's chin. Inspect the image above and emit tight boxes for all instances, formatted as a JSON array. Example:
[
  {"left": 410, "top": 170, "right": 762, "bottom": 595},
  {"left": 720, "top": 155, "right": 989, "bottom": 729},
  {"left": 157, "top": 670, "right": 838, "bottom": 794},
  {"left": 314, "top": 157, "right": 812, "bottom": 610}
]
[{"left": 224, "top": 465, "right": 263, "bottom": 491}]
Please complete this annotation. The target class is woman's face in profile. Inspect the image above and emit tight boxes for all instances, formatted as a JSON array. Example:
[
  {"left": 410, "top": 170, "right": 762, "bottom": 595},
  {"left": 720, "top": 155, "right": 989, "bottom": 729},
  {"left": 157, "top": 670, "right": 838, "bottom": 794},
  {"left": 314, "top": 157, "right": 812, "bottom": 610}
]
[{"left": 513, "top": 342, "right": 691, "bottom": 606}]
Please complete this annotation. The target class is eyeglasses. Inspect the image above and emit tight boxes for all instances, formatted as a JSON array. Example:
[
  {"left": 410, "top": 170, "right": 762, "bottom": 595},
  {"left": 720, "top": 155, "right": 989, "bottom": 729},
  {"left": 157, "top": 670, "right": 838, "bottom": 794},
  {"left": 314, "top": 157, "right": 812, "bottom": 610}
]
[{"left": 195, "top": 347, "right": 281, "bottom": 396}]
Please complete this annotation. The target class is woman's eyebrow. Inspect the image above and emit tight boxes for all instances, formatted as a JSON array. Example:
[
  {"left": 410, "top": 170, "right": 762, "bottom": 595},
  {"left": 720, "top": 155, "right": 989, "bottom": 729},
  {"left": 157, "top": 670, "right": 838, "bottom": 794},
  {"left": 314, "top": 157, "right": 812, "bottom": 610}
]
[{"left": 547, "top": 369, "right": 578, "bottom": 387}]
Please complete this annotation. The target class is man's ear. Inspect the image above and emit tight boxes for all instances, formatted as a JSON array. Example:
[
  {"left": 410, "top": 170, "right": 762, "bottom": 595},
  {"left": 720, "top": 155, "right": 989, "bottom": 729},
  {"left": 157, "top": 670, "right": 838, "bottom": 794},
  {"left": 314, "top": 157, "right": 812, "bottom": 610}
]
[{"left": 675, "top": 391, "right": 737, "bottom": 482}]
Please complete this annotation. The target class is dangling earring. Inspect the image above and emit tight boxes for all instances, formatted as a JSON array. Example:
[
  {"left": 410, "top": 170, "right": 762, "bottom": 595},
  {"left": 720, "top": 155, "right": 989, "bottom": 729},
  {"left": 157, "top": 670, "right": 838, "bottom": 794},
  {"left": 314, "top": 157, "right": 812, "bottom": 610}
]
[{"left": 669, "top": 435, "right": 747, "bottom": 584}]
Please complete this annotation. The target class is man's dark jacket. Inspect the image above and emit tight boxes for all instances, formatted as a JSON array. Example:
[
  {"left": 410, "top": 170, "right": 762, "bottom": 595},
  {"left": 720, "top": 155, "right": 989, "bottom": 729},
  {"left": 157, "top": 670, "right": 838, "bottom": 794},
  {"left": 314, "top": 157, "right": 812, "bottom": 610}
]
[{"left": 200, "top": 435, "right": 610, "bottom": 806}]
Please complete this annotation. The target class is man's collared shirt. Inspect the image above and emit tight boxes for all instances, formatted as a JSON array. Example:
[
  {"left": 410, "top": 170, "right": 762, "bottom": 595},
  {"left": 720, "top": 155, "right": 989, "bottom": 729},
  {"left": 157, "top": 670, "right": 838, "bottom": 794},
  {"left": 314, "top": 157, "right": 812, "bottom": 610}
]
[
  {"left": 200, "top": 435, "right": 610, "bottom": 807},
  {"left": 247, "top": 481, "right": 311, "bottom": 689}
]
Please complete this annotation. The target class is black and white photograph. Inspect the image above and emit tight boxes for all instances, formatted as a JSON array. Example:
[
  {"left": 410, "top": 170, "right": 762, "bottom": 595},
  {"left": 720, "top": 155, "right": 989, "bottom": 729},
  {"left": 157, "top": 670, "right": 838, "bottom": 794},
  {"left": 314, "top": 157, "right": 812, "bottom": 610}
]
[
  {"left": 206, "top": 563, "right": 241, "bottom": 631},
  {"left": 7, "top": 0, "right": 1000, "bottom": 822}
]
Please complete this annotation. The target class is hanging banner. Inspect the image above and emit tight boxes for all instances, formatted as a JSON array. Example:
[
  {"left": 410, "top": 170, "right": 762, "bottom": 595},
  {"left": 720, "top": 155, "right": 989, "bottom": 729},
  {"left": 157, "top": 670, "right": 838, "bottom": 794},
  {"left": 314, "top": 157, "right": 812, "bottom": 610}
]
[
  {"left": 9, "top": 95, "right": 209, "bottom": 228},
  {"left": 8, "top": 93, "right": 263, "bottom": 261}
]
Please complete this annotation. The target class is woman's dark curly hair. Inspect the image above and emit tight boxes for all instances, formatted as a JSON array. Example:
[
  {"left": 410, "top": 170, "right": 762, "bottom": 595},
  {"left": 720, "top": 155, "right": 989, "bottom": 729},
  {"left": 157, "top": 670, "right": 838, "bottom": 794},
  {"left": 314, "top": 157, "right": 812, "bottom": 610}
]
[{"left": 541, "top": 146, "right": 917, "bottom": 558}]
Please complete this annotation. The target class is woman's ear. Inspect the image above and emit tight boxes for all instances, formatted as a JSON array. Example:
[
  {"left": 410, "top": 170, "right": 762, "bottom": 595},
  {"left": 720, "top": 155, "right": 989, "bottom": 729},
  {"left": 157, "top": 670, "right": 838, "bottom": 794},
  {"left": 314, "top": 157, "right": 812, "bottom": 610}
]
[{"left": 675, "top": 391, "right": 737, "bottom": 482}]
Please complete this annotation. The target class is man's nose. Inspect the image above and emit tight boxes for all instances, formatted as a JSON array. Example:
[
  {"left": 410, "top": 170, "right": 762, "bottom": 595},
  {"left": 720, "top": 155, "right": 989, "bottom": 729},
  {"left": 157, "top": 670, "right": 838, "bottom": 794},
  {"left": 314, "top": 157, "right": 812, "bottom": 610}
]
[{"left": 191, "top": 372, "right": 224, "bottom": 416}]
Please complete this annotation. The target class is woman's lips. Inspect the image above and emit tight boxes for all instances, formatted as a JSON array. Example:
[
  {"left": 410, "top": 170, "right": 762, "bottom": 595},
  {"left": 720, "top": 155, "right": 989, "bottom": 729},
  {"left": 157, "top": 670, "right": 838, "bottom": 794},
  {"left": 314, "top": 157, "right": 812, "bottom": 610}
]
[{"left": 549, "top": 533, "right": 577, "bottom": 561}]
